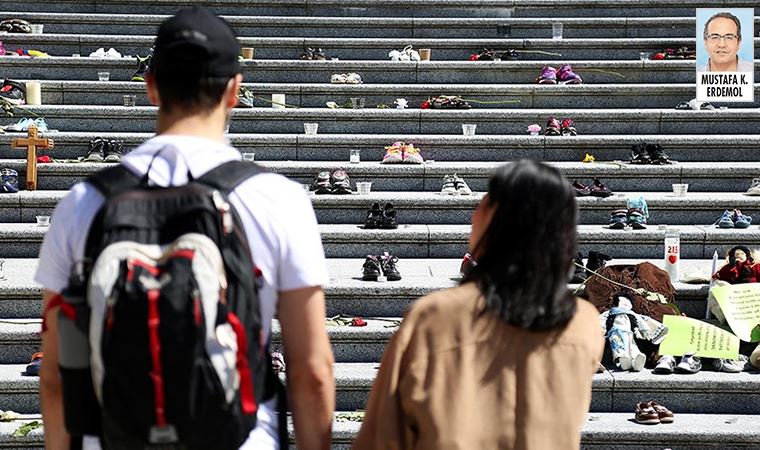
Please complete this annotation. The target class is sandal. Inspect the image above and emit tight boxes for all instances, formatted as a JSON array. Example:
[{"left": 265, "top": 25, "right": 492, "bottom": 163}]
[{"left": 23, "top": 352, "right": 43, "bottom": 376}]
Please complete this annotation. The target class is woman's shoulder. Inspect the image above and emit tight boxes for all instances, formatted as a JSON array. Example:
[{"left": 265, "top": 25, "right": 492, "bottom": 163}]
[{"left": 403, "top": 283, "right": 482, "bottom": 324}]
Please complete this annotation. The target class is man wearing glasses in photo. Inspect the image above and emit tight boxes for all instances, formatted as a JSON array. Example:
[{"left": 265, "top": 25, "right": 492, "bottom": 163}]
[{"left": 698, "top": 12, "right": 753, "bottom": 72}]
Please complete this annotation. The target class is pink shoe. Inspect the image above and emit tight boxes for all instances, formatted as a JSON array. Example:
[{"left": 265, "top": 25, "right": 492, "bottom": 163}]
[
  {"left": 535, "top": 66, "right": 557, "bottom": 84},
  {"left": 382, "top": 141, "right": 404, "bottom": 164},
  {"left": 401, "top": 143, "right": 423, "bottom": 164},
  {"left": 557, "top": 64, "right": 582, "bottom": 84}
]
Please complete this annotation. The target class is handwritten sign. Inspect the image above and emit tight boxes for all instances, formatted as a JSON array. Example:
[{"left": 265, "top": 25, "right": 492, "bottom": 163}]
[
  {"left": 659, "top": 315, "right": 740, "bottom": 359},
  {"left": 711, "top": 283, "right": 760, "bottom": 342}
]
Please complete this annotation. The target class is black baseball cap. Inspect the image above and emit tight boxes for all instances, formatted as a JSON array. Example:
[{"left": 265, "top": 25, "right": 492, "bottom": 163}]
[{"left": 150, "top": 6, "right": 241, "bottom": 79}]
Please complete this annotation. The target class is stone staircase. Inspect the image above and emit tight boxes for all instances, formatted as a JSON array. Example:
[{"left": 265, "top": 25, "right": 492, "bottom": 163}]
[{"left": 0, "top": 1, "right": 759, "bottom": 449}]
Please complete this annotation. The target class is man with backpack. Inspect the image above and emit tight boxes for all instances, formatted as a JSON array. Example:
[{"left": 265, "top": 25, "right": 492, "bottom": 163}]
[{"left": 37, "top": 7, "right": 334, "bottom": 450}]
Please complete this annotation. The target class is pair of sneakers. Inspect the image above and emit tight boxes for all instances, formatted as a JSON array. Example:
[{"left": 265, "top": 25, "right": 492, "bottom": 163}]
[
  {"left": 85, "top": 138, "right": 125, "bottom": 163},
  {"left": 535, "top": 64, "right": 583, "bottom": 84},
  {"left": 381, "top": 141, "right": 423, "bottom": 164},
  {"left": 630, "top": 143, "right": 672, "bottom": 165},
  {"left": 572, "top": 178, "right": 612, "bottom": 197},
  {"left": 653, "top": 353, "right": 702, "bottom": 374},
  {"left": 362, "top": 252, "right": 402, "bottom": 281},
  {"left": 364, "top": 202, "right": 397, "bottom": 229},
  {"left": 545, "top": 116, "right": 576, "bottom": 136},
  {"left": 441, "top": 174, "right": 472, "bottom": 195},
  {"left": 310, "top": 169, "right": 351, "bottom": 195},
  {"left": 610, "top": 197, "right": 649, "bottom": 229},
  {"left": 330, "top": 73, "right": 362, "bottom": 84},
  {"left": 717, "top": 209, "right": 752, "bottom": 228},
  {"left": 6, "top": 117, "right": 48, "bottom": 132}
]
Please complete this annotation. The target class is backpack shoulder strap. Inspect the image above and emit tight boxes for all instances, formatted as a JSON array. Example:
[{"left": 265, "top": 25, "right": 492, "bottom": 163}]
[
  {"left": 87, "top": 165, "right": 141, "bottom": 200},
  {"left": 196, "top": 160, "right": 267, "bottom": 194}
]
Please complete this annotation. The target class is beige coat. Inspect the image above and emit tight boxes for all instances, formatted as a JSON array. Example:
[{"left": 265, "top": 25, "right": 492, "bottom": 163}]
[{"left": 353, "top": 282, "right": 603, "bottom": 450}]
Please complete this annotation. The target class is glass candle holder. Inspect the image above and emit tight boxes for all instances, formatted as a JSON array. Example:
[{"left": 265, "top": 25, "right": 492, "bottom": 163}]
[
  {"left": 304, "top": 123, "right": 319, "bottom": 135},
  {"left": 98, "top": 72, "right": 110, "bottom": 82},
  {"left": 350, "top": 149, "right": 361, "bottom": 163}
]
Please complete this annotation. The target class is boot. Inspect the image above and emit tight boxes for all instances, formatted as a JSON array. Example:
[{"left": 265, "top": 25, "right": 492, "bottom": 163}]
[
  {"left": 570, "top": 252, "right": 586, "bottom": 283},
  {"left": 586, "top": 250, "right": 611, "bottom": 277}
]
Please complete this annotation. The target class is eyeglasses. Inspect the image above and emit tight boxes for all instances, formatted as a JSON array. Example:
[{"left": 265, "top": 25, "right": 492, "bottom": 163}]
[{"left": 706, "top": 33, "right": 739, "bottom": 43}]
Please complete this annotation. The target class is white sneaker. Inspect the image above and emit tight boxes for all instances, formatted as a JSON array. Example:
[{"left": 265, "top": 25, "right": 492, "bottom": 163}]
[
  {"left": 105, "top": 48, "right": 122, "bottom": 59},
  {"left": 746, "top": 178, "right": 760, "bottom": 196},
  {"left": 441, "top": 175, "right": 456, "bottom": 195},
  {"left": 89, "top": 47, "right": 106, "bottom": 58}
]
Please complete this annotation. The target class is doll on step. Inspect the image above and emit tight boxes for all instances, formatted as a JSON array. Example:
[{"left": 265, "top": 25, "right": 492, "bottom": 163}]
[
  {"left": 712, "top": 245, "right": 760, "bottom": 284},
  {"left": 599, "top": 295, "right": 668, "bottom": 372}
]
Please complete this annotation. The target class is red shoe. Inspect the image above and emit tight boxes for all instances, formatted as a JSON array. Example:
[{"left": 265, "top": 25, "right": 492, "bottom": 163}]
[{"left": 545, "top": 116, "right": 562, "bottom": 135}]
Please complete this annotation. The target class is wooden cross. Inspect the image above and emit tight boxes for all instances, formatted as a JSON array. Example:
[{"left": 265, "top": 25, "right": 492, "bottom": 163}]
[{"left": 12, "top": 124, "right": 54, "bottom": 191}]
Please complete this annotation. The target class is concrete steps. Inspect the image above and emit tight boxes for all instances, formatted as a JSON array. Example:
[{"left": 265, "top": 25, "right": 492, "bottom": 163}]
[
  {"left": 0, "top": 133, "right": 758, "bottom": 163},
  {"left": 1, "top": 183, "right": 759, "bottom": 224},
  {"left": 0, "top": 412, "right": 757, "bottom": 450},
  {"left": 0, "top": 58, "right": 721, "bottom": 84},
  {"left": 0, "top": 12, "right": 743, "bottom": 38},
  {"left": 4, "top": 0, "right": 758, "bottom": 17},
  {"left": 0, "top": 223, "right": 758, "bottom": 259},
  {"left": 0, "top": 0, "right": 757, "bottom": 446},
  {"left": 0, "top": 158, "right": 757, "bottom": 190},
  {"left": 0, "top": 256, "right": 716, "bottom": 318},
  {"left": 2, "top": 106, "right": 759, "bottom": 134},
  {"left": 4, "top": 34, "right": 755, "bottom": 60},
  {"left": 14, "top": 80, "right": 760, "bottom": 109},
  {"left": 0, "top": 361, "right": 758, "bottom": 414}
]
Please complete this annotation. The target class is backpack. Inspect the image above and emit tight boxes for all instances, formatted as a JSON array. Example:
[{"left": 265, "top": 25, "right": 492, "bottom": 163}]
[{"left": 44, "top": 159, "right": 286, "bottom": 449}]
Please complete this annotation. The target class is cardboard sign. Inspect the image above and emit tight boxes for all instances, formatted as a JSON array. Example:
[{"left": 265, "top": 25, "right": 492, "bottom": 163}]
[
  {"left": 711, "top": 283, "right": 760, "bottom": 342},
  {"left": 695, "top": 8, "right": 755, "bottom": 102},
  {"left": 659, "top": 315, "right": 740, "bottom": 359}
]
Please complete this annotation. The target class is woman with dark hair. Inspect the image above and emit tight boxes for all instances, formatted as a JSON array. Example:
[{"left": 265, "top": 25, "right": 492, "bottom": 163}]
[{"left": 353, "top": 160, "right": 603, "bottom": 450}]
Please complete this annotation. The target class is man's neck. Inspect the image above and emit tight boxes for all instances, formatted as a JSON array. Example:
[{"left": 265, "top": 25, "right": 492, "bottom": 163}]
[
  {"left": 156, "top": 109, "right": 228, "bottom": 143},
  {"left": 709, "top": 57, "right": 738, "bottom": 71}
]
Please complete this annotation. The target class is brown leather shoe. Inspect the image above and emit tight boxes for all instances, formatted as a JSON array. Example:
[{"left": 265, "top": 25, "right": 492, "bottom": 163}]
[
  {"left": 648, "top": 401, "right": 674, "bottom": 423},
  {"left": 634, "top": 402, "right": 660, "bottom": 424}
]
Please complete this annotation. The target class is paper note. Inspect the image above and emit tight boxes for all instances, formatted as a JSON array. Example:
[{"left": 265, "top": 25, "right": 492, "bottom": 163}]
[
  {"left": 659, "top": 315, "right": 740, "bottom": 359},
  {"left": 711, "top": 283, "right": 760, "bottom": 342}
]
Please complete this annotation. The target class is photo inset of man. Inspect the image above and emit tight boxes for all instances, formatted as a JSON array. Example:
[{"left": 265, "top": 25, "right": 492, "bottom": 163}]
[{"left": 698, "top": 11, "right": 753, "bottom": 72}]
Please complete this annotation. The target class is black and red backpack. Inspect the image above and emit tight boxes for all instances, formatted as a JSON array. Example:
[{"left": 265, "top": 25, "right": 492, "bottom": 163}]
[{"left": 44, "top": 159, "right": 286, "bottom": 449}]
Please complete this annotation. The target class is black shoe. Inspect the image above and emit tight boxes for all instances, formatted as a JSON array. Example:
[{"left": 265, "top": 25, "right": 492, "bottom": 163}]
[
  {"left": 362, "top": 255, "right": 382, "bottom": 281},
  {"left": 630, "top": 143, "right": 651, "bottom": 164},
  {"left": 586, "top": 250, "right": 611, "bottom": 277},
  {"left": 382, "top": 202, "right": 398, "bottom": 229},
  {"left": 589, "top": 178, "right": 613, "bottom": 197},
  {"left": 571, "top": 180, "right": 591, "bottom": 196},
  {"left": 379, "top": 252, "right": 402, "bottom": 281},
  {"left": 310, "top": 170, "right": 332, "bottom": 194},
  {"left": 85, "top": 138, "right": 106, "bottom": 162},
  {"left": 131, "top": 49, "right": 153, "bottom": 82},
  {"left": 570, "top": 252, "right": 586, "bottom": 283},
  {"left": 647, "top": 143, "right": 672, "bottom": 165},
  {"left": 104, "top": 139, "right": 124, "bottom": 162},
  {"left": 0, "top": 79, "right": 26, "bottom": 105},
  {"left": 300, "top": 47, "right": 315, "bottom": 60},
  {"left": 364, "top": 202, "right": 382, "bottom": 229}
]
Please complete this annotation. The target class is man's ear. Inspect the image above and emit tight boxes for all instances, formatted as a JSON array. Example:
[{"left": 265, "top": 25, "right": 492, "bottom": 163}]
[
  {"left": 225, "top": 74, "right": 243, "bottom": 110},
  {"left": 145, "top": 73, "right": 160, "bottom": 106}
]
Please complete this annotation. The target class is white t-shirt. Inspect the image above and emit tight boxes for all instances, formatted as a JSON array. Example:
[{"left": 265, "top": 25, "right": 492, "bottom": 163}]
[{"left": 35, "top": 134, "right": 329, "bottom": 449}]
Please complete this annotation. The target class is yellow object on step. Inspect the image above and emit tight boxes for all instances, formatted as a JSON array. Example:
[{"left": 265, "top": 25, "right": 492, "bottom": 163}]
[{"left": 582, "top": 153, "right": 596, "bottom": 163}]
